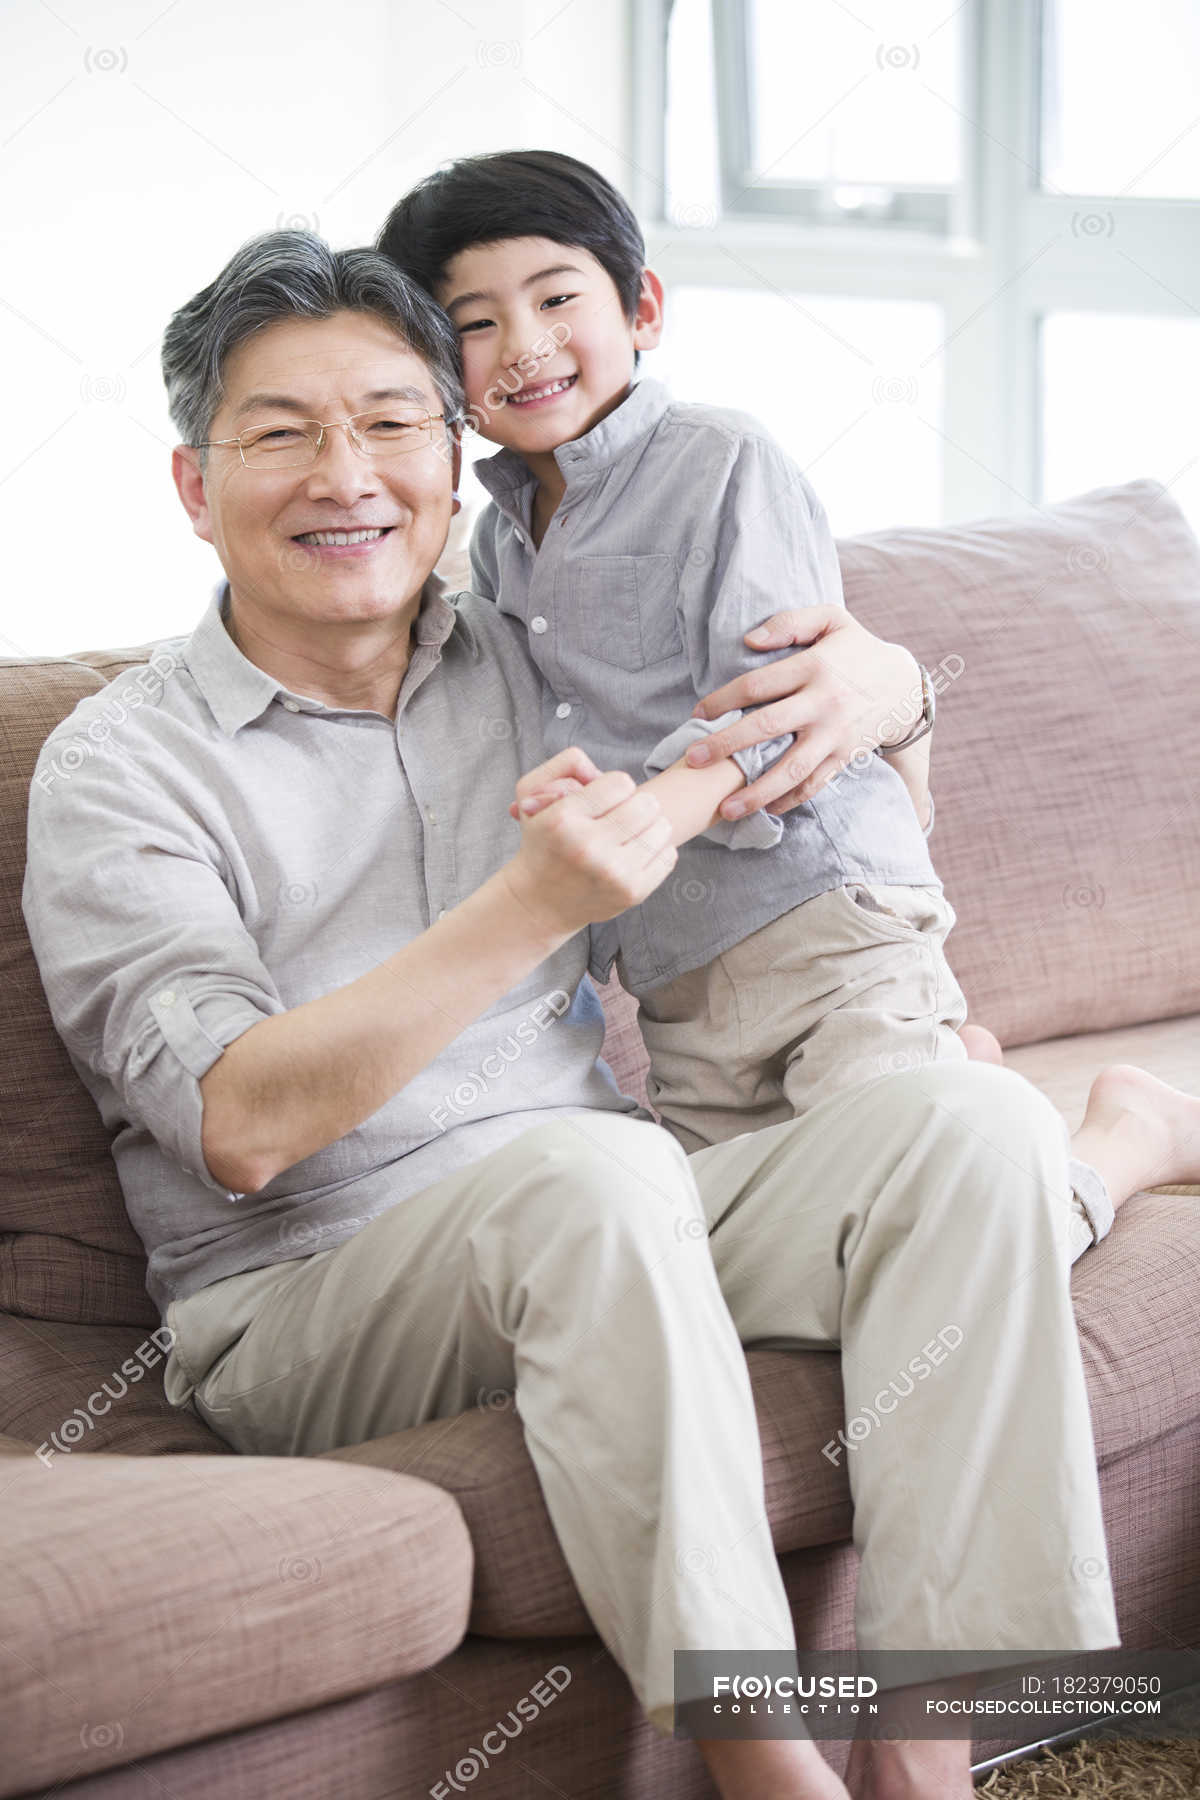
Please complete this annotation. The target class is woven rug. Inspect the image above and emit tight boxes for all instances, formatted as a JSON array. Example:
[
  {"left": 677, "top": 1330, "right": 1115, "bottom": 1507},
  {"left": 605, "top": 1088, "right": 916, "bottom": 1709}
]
[{"left": 978, "top": 1734, "right": 1200, "bottom": 1794}]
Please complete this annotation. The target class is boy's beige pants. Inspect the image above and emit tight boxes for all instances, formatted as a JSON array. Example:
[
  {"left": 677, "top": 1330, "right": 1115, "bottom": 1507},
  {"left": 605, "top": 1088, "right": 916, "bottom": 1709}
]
[
  {"left": 163, "top": 1061, "right": 1119, "bottom": 1736},
  {"left": 628, "top": 880, "right": 1105, "bottom": 1261}
]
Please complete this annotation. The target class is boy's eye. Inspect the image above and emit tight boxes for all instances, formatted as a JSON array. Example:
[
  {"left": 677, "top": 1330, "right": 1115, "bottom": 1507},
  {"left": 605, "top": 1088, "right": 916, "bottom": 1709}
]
[
  {"left": 458, "top": 318, "right": 494, "bottom": 334},
  {"left": 541, "top": 294, "right": 575, "bottom": 310}
]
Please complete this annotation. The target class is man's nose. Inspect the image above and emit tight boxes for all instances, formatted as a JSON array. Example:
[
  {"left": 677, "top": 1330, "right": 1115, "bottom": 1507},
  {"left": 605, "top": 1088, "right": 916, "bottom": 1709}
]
[{"left": 302, "top": 423, "right": 381, "bottom": 502}]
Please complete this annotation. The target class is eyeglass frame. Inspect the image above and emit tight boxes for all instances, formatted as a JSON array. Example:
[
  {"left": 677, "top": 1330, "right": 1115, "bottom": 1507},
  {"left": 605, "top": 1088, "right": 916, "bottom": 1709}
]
[{"left": 192, "top": 407, "right": 457, "bottom": 469}]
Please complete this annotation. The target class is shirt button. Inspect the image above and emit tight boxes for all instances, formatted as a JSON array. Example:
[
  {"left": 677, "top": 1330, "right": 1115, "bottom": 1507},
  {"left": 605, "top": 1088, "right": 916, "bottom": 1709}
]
[
  {"left": 281, "top": 698, "right": 300, "bottom": 713},
  {"left": 427, "top": 807, "right": 437, "bottom": 823},
  {"left": 156, "top": 989, "right": 176, "bottom": 1007},
  {"left": 515, "top": 530, "right": 527, "bottom": 547},
  {"left": 530, "top": 615, "right": 548, "bottom": 634},
  {"left": 437, "top": 907, "right": 447, "bottom": 919},
  {"left": 555, "top": 702, "right": 572, "bottom": 719}
]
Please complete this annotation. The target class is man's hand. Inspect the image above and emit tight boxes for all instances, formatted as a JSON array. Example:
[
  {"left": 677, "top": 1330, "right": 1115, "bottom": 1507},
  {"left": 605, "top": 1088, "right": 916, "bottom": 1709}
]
[
  {"left": 503, "top": 748, "right": 677, "bottom": 937},
  {"left": 507, "top": 744, "right": 597, "bottom": 821},
  {"left": 684, "top": 605, "right": 926, "bottom": 820}
]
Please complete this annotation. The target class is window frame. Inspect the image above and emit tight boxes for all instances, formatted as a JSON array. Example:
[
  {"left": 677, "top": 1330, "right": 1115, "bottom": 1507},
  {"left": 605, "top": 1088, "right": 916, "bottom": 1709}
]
[
  {"left": 630, "top": 0, "right": 1200, "bottom": 527},
  {"left": 711, "top": 0, "right": 957, "bottom": 233}
]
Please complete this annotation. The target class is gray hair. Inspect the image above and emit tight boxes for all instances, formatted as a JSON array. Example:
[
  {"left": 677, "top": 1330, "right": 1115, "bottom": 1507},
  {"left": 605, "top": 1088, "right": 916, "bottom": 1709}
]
[{"left": 161, "top": 230, "right": 465, "bottom": 460}]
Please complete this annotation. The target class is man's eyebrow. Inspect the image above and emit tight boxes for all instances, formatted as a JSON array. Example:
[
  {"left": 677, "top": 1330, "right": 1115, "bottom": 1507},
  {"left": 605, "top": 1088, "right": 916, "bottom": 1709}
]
[
  {"left": 444, "top": 264, "right": 584, "bottom": 318},
  {"left": 232, "top": 383, "right": 431, "bottom": 422}
]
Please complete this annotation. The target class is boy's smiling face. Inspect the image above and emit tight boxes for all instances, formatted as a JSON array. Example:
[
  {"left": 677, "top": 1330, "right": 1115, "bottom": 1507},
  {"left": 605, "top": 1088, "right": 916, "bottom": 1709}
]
[{"left": 437, "top": 235, "right": 662, "bottom": 460}]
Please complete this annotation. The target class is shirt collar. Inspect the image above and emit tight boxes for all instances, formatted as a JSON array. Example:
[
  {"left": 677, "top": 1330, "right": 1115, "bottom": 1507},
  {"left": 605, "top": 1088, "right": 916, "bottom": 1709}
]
[
  {"left": 182, "top": 573, "right": 463, "bottom": 738},
  {"left": 473, "top": 376, "right": 673, "bottom": 501}
]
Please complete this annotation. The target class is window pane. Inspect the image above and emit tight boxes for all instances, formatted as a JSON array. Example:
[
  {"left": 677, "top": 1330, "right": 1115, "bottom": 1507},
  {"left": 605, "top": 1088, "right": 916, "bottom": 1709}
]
[
  {"left": 1041, "top": 312, "right": 1200, "bottom": 538},
  {"left": 651, "top": 286, "right": 944, "bottom": 536},
  {"left": 1042, "top": 0, "right": 1200, "bottom": 198},
  {"left": 665, "top": 0, "right": 721, "bottom": 226},
  {"left": 748, "top": 0, "right": 963, "bottom": 189}
]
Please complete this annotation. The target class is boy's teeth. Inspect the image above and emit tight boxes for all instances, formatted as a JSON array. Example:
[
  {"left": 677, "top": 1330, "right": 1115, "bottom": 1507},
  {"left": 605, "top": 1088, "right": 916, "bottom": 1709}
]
[
  {"left": 509, "top": 377, "right": 574, "bottom": 405},
  {"left": 296, "top": 528, "right": 387, "bottom": 546}
]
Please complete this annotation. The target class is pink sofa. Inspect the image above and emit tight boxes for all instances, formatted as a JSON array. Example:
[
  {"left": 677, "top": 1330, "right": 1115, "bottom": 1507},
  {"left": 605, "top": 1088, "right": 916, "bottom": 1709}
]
[{"left": 3, "top": 478, "right": 1199, "bottom": 1798}]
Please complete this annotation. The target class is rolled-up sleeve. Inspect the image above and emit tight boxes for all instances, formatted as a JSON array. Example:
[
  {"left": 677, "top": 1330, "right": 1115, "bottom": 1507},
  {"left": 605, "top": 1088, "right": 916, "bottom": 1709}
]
[
  {"left": 22, "top": 739, "right": 282, "bottom": 1191},
  {"left": 643, "top": 711, "right": 783, "bottom": 850},
  {"left": 677, "top": 434, "right": 847, "bottom": 793}
]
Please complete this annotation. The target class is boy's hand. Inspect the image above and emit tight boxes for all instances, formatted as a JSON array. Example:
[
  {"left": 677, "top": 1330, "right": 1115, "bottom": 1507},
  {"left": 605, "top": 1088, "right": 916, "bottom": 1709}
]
[
  {"left": 686, "top": 605, "right": 923, "bottom": 819},
  {"left": 503, "top": 749, "right": 677, "bottom": 938}
]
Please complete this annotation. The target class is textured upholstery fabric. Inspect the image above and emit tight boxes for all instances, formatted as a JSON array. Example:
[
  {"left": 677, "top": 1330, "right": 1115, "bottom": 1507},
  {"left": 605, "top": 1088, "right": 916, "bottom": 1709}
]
[
  {"left": 0, "top": 1448, "right": 473, "bottom": 1796},
  {"left": 839, "top": 479, "right": 1200, "bottom": 1047},
  {"left": 1005, "top": 1010, "right": 1200, "bottom": 1126},
  {"left": 0, "top": 649, "right": 161, "bottom": 1329}
]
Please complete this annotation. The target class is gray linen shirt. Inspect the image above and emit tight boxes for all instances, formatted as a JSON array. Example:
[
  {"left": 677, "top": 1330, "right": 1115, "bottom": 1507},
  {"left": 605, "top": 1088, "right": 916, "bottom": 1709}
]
[
  {"left": 470, "top": 377, "right": 940, "bottom": 996},
  {"left": 22, "top": 579, "right": 645, "bottom": 1318}
]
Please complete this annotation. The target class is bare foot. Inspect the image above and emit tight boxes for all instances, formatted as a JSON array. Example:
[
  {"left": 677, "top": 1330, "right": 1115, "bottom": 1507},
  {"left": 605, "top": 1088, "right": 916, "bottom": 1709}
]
[
  {"left": 959, "top": 1023, "right": 1003, "bottom": 1065},
  {"left": 845, "top": 1737, "right": 974, "bottom": 1800},
  {"left": 1072, "top": 1063, "right": 1200, "bottom": 1210},
  {"left": 696, "top": 1736, "right": 851, "bottom": 1799}
]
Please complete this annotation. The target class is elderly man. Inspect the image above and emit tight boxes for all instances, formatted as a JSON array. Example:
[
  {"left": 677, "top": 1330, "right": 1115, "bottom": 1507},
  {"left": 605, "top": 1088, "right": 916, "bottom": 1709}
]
[{"left": 23, "top": 232, "right": 1131, "bottom": 1800}]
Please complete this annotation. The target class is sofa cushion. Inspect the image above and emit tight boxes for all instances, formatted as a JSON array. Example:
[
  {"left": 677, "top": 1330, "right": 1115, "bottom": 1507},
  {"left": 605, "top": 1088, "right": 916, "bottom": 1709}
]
[
  {"left": 0, "top": 1446, "right": 473, "bottom": 1796},
  {"left": 840, "top": 478, "right": 1200, "bottom": 1048},
  {"left": 1004, "top": 1010, "right": 1200, "bottom": 1128}
]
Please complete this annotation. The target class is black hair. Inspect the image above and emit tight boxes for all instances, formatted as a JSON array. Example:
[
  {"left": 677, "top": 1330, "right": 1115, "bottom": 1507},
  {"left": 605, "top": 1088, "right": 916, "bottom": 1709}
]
[{"left": 377, "top": 150, "right": 646, "bottom": 320}]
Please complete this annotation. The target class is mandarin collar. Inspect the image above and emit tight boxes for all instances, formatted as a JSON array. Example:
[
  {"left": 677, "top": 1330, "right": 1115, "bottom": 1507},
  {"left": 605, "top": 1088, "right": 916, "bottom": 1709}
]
[
  {"left": 473, "top": 377, "right": 672, "bottom": 500},
  {"left": 181, "top": 574, "right": 462, "bottom": 738}
]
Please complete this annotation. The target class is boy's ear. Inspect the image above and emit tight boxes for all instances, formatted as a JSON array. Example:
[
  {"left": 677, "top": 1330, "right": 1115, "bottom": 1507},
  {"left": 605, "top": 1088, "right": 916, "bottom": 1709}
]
[{"left": 632, "top": 268, "right": 665, "bottom": 353}]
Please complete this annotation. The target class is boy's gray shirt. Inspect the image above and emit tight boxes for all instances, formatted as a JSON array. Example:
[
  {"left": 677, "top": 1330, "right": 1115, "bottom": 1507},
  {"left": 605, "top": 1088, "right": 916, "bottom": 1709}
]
[{"left": 470, "top": 377, "right": 940, "bottom": 996}]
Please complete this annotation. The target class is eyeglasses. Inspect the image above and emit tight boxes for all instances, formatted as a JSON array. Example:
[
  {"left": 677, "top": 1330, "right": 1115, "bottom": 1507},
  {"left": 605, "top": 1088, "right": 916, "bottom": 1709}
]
[{"left": 195, "top": 407, "right": 451, "bottom": 469}]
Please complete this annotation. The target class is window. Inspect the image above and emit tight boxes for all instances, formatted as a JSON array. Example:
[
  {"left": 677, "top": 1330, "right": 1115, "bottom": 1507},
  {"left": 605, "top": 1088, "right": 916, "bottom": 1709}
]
[
  {"left": 636, "top": 0, "right": 1200, "bottom": 538},
  {"left": 1042, "top": 0, "right": 1200, "bottom": 199},
  {"left": 653, "top": 288, "right": 945, "bottom": 535},
  {"left": 1041, "top": 312, "right": 1200, "bottom": 526}
]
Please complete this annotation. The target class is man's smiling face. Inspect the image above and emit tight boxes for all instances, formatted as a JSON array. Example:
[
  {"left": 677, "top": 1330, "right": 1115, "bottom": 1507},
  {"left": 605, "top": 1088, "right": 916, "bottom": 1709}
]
[{"left": 176, "top": 309, "right": 458, "bottom": 629}]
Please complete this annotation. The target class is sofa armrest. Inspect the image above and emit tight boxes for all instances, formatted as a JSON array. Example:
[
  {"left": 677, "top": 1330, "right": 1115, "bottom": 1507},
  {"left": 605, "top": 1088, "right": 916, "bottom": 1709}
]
[{"left": 0, "top": 1450, "right": 473, "bottom": 1796}]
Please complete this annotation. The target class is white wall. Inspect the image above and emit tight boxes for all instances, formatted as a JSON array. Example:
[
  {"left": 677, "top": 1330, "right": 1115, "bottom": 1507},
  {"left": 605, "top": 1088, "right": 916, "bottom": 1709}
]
[{"left": 0, "top": 0, "right": 631, "bottom": 654}]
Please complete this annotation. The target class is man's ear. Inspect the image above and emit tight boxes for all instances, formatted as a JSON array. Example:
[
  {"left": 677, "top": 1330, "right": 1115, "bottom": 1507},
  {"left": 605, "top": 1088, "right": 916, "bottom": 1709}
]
[
  {"left": 633, "top": 268, "right": 665, "bottom": 354},
  {"left": 172, "top": 446, "right": 216, "bottom": 547}
]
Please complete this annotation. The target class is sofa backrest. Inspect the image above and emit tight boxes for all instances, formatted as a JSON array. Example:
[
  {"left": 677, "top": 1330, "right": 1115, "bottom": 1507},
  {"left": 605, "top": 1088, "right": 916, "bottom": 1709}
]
[
  {"left": 838, "top": 477, "right": 1200, "bottom": 1049},
  {"left": 1, "top": 650, "right": 161, "bottom": 1327},
  {"left": 3, "top": 476, "right": 1198, "bottom": 1328}
]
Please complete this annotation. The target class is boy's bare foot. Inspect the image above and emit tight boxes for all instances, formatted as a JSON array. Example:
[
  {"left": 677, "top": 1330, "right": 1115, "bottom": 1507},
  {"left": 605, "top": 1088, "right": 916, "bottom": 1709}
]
[
  {"left": 959, "top": 1023, "right": 1003, "bottom": 1065},
  {"left": 844, "top": 1737, "right": 974, "bottom": 1800},
  {"left": 696, "top": 1737, "right": 851, "bottom": 1799},
  {"left": 1072, "top": 1063, "right": 1200, "bottom": 1210}
]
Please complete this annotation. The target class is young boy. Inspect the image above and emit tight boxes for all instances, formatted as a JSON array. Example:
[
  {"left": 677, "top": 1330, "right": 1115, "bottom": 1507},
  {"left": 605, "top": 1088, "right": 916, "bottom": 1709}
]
[{"left": 376, "top": 151, "right": 1111, "bottom": 1262}]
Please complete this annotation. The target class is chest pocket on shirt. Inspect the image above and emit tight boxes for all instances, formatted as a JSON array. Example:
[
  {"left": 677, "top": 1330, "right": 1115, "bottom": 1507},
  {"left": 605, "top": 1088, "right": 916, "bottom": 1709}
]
[{"left": 569, "top": 554, "right": 683, "bottom": 670}]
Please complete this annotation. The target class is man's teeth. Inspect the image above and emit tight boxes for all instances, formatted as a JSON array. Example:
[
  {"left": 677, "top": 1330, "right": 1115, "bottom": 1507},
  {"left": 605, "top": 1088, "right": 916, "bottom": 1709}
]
[
  {"left": 296, "top": 528, "right": 388, "bottom": 546},
  {"left": 508, "top": 377, "right": 575, "bottom": 405}
]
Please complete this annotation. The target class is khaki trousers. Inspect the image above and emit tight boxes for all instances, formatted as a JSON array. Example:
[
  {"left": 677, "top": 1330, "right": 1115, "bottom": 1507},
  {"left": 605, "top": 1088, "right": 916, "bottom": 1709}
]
[
  {"left": 629, "top": 882, "right": 971, "bottom": 1152},
  {"left": 630, "top": 881, "right": 1107, "bottom": 1261},
  {"left": 163, "top": 1062, "right": 1119, "bottom": 1735}
]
